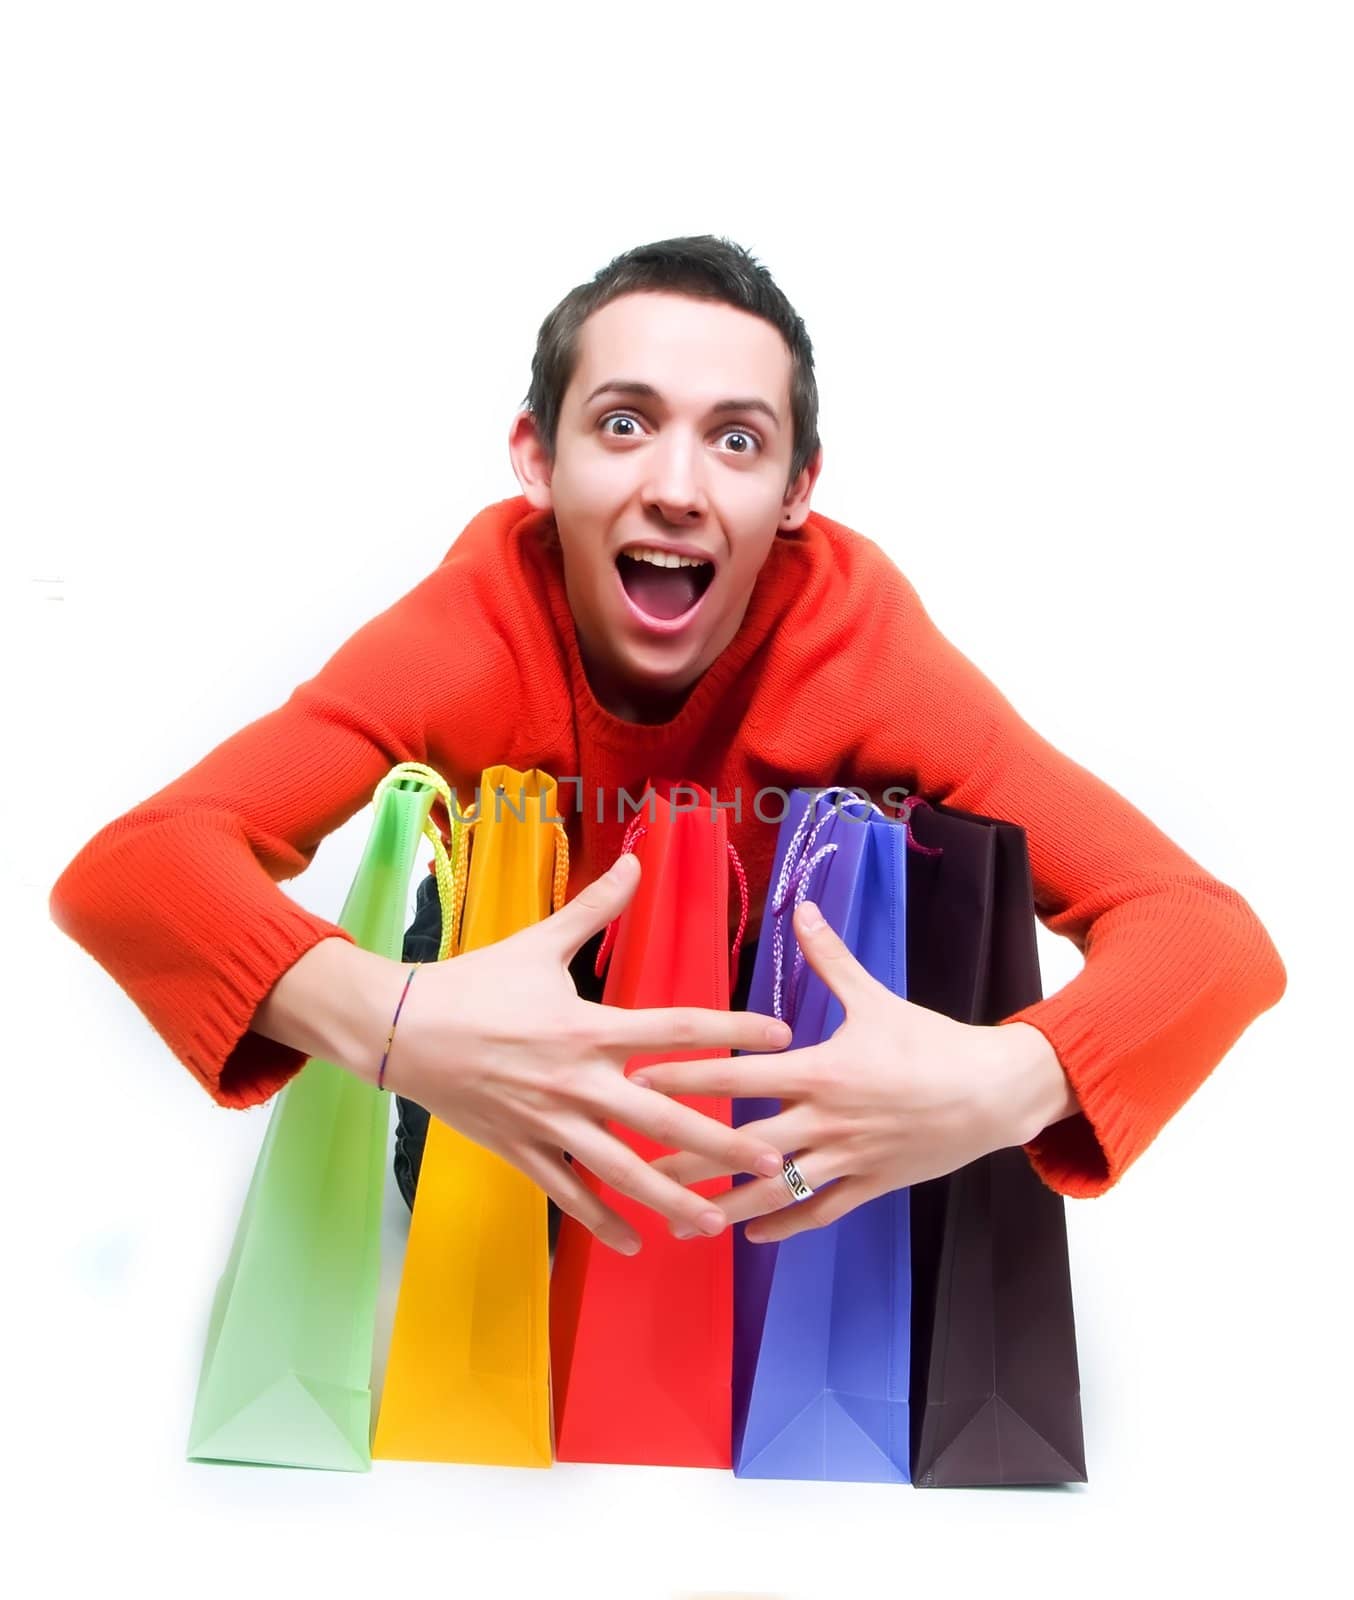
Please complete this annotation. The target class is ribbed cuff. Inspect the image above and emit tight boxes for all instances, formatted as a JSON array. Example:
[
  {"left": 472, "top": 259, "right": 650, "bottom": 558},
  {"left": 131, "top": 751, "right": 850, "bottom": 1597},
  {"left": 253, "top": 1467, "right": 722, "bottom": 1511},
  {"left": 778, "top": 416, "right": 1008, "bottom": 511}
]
[
  {"left": 997, "top": 1005, "right": 1121, "bottom": 1198},
  {"left": 192, "top": 905, "right": 357, "bottom": 1109},
  {"left": 996, "top": 893, "right": 1288, "bottom": 1199}
]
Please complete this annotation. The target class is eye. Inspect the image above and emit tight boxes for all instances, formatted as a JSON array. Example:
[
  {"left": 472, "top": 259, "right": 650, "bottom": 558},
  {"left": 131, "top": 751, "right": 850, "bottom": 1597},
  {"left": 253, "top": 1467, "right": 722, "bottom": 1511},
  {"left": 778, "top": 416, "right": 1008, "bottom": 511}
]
[
  {"left": 600, "top": 412, "right": 645, "bottom": 438},
  {"left": 717, "top": 427, "right": 761, "bottom": 456}
]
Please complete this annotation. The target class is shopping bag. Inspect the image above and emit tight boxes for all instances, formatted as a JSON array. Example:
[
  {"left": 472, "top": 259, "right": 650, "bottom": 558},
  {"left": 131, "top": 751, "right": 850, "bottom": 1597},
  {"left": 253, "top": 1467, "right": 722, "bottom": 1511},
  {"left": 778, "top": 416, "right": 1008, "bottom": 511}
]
[
  {"left": 902, "top": 798, "right": 1088, "bottom": 1486},
  {"left": 550, "top": 780, "right": 745, "bottom": 1467},
  {"left": 186, "top": 762, "right": 461, "bottom": 1470},
  {"left": 372, "top": 765, "right": 568, "bottom": 1466},
  {"left": 732, "top": 786, "right": 911, "bottom": 1482}
]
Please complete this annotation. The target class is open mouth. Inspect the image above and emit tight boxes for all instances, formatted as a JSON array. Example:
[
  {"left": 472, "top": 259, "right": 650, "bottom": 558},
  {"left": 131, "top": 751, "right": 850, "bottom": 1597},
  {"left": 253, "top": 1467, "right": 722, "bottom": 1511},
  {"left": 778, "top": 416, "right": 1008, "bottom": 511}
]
[{"left": 615, "top": 545, "right": 717, "bottom": 624}]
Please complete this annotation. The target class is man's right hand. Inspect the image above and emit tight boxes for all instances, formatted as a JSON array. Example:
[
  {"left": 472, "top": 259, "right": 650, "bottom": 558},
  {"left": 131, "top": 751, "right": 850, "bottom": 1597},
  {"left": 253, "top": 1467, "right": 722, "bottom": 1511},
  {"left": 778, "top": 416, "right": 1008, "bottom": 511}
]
[{"left": 370, "top": 851, "right": 792, "bottom": 1255}]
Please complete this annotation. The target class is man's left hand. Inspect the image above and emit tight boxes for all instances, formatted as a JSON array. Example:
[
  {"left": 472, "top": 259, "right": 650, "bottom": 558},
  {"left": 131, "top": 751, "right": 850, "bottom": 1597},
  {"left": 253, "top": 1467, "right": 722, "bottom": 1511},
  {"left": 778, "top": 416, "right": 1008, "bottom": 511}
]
[{"left": 637, "top": 897, "right": 1078, "bottom": 1244}]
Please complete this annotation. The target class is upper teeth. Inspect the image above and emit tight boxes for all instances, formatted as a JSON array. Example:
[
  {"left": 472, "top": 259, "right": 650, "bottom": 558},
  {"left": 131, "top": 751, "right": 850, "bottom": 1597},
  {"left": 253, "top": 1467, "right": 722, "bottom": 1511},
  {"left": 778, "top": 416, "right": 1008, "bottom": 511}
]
[{"left": 621, "top": 546, "right": 711, "bottom": 569}]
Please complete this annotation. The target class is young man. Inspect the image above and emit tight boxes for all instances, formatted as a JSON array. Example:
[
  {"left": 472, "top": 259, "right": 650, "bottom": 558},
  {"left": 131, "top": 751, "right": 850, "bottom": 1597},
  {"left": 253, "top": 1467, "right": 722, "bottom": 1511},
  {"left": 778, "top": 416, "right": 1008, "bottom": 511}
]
[{"left": 49, "top": 236, "right": 1286, "bottom": 1258}]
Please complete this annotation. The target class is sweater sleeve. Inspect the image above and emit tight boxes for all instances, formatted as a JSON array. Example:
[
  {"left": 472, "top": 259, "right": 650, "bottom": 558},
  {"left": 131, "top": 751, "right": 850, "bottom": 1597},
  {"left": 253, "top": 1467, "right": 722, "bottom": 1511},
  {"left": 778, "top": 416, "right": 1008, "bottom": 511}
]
[
  {"left": 49, "top": 555, "right": 512, "bottom": 1110},
  {"left": 850, "top": 560, "right": 1288, "bottom": 1198}
]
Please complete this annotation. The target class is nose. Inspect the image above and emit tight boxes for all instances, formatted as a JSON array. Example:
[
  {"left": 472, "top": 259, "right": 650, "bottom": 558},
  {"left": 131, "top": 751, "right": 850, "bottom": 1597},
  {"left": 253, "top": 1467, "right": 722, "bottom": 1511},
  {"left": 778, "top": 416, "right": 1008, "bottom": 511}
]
[{"left": 641, "top": 430, "right": 708, "bottom": 525}]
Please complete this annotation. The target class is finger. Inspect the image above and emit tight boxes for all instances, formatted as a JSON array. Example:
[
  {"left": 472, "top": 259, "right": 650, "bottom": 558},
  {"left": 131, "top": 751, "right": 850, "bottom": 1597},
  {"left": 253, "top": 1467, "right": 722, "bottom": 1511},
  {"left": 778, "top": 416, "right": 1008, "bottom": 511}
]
[
  {"left": 650, "top": 1106, "right": 817, "bottom": 1187},
  {"left": 596, "top": 1002, "right": 793, "bottom": 1058},
  {"left": 606, "top": 1079, "right": 786, "bottom": 1180},
  {"left": 745, "top": 1175, "right": 875, "bottom": 1244},
  {"left": 539, "top": 852, "right": 642, "bottom": 958},
  {"left": 628, "top": 1044, "right": 817, "bottom": 1100},
  {"left": 792, "top": 899, "right": 879, "bottom": 1012},
  {"left": 560, "top": 1119, "right": 734, "bottom": 1238},
  {"left": 674, "top": 1149, "right": 835, "bottom": 1233},
  {"left": 515, "top": 1144, "right": 641, "bottom": 1256}
]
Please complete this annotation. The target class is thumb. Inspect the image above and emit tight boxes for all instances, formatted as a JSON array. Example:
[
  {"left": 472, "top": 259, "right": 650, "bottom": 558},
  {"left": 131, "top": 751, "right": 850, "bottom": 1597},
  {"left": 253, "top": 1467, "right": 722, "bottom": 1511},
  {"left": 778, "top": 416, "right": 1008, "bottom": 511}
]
[
  {"left": 544, "top": 851, "right": 642, "bottom": 955},
  {"left": 793, "top": 899, "right": 874, "bottom": 1010}
]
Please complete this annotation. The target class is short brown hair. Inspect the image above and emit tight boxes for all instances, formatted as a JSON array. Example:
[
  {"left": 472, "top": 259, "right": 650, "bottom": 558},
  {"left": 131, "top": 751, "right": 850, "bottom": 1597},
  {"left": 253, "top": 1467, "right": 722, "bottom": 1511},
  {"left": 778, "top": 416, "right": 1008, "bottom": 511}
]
[{"left": 524, "top": 235, "right": 820, "bottom": 490}]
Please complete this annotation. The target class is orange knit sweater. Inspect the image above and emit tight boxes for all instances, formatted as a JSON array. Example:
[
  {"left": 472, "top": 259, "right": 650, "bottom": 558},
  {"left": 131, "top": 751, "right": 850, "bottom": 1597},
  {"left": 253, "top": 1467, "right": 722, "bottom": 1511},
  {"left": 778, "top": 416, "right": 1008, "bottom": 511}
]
[{"left": 48, "top": 496, "right": 1286, "bottom": 1198}]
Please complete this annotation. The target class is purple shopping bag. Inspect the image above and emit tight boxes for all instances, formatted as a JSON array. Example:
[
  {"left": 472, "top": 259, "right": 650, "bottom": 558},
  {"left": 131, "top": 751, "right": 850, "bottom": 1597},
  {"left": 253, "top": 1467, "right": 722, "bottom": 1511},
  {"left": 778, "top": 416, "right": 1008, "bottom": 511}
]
[{"left": 732, "top": 786, "right": 911, "bottom": 1482}]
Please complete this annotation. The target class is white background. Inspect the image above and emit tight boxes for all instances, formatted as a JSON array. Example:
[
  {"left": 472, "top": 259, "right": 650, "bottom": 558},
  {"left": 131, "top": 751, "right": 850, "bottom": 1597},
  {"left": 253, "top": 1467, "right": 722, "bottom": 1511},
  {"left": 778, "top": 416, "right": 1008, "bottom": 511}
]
[{"left": 5, "top": 3, "right": 1349, "bottom": 1596}]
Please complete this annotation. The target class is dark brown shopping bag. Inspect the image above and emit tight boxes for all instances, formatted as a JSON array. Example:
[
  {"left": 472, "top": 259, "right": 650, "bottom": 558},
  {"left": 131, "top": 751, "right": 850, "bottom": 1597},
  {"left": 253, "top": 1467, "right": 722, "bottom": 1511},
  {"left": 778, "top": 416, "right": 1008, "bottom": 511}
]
[{"left": 903, "top": 799, "right": 1088, "bottom": 1487}]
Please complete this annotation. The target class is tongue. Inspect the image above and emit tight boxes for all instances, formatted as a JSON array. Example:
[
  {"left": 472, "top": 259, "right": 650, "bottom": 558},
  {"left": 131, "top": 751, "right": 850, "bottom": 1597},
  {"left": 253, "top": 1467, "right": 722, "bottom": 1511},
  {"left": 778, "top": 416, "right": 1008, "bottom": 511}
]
[{"left": 620, "top": 559, "right": 702, "bottom": 621}]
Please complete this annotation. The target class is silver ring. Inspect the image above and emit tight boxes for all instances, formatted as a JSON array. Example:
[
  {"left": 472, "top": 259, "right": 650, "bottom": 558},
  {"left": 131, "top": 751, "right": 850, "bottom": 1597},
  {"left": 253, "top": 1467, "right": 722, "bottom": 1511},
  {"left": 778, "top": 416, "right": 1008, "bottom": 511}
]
[{"left": 782, "top": 1155, "right": 814, "bottom": 1203}]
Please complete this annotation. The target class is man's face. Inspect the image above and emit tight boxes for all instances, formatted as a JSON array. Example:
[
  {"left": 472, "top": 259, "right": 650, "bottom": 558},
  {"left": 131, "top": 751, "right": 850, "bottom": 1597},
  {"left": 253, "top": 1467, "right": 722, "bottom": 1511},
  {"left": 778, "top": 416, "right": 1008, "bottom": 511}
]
[{"left": 510, "top": 290, "right": 820, "bottom": 720}]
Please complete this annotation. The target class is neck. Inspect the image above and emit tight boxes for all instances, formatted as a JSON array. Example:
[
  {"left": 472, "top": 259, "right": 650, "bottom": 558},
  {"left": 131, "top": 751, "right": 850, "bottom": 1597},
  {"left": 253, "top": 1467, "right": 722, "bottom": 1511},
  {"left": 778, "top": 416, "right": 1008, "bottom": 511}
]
[{"left": 578, "top": 645, "right": 696, "bottom": 725}]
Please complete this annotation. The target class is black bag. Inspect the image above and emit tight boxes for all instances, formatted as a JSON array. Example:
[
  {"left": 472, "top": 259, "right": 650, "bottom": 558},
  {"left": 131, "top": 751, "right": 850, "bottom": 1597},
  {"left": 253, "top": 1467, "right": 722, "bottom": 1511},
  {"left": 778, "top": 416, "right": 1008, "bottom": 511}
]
[{"left": 904, "top": 800, "right": 1088, "bottom": 1486}]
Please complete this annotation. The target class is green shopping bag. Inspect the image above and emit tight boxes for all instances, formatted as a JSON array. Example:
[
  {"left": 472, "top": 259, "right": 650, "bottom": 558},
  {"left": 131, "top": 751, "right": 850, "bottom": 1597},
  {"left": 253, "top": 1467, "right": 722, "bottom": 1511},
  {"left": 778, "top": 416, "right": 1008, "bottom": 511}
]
[{"left": 187, "top": 762, "right": 462, "bottom": 1470}]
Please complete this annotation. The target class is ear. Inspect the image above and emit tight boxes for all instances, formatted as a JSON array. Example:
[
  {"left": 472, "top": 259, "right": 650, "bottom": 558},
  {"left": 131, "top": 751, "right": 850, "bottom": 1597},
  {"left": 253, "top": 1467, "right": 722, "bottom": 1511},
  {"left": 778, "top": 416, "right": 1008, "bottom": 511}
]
[
  {"left": 508, "top": 408, "right": 554, "bottom": 512},
  {"left": 778, "top": 444, "right": 824, "bottom": 532}
]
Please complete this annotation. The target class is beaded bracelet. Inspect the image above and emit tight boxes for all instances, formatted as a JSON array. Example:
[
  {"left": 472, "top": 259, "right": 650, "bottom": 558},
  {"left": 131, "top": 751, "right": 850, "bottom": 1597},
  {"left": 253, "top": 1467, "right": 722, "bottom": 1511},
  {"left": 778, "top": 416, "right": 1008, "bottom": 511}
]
[{"left": 377, "top": 963, "right": 420, "bottom": 1092}]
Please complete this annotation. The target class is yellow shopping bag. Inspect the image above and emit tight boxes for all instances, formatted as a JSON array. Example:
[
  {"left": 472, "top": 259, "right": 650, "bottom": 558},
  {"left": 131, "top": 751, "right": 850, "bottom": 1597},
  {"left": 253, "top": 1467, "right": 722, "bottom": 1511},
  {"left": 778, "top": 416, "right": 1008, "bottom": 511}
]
[{"left": 372, "top": 765, "right": 568, "bottom": 1465}]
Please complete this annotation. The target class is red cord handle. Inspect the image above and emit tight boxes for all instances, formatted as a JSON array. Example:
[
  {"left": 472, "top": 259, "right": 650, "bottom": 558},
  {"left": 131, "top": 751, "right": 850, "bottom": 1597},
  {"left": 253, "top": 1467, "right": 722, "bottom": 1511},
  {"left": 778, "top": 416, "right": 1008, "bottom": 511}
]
[{"left": 594, "top": 821, "right": 749, "bottom": 993}]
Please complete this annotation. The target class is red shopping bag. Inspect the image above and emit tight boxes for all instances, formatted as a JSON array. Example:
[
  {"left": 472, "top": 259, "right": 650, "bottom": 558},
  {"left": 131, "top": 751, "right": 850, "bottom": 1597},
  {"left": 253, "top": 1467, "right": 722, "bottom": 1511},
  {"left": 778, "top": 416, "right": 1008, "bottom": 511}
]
[{"left": 549, "top": 779, "right": 746, "bottom": 1466}]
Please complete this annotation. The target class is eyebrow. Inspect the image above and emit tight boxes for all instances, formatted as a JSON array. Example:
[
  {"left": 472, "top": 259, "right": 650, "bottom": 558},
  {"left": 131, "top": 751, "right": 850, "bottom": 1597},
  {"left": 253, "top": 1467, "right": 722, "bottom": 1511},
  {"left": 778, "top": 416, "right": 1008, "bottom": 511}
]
[{"left": 583, "top": 379, "right": 781, "bottom": 428}]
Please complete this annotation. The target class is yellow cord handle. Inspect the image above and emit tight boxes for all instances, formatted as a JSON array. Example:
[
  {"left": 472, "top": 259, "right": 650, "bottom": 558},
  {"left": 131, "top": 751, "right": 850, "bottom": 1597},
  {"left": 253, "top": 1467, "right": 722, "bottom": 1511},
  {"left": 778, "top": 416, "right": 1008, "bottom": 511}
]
[
  {"left": 552, "top": 821, "right": 569, "bottom": 913},
  {"left": 425, "top": 774, "right": 569, "bottom": 947},
  {"left": 449, "top": 810, "right": 569, "bottom": 941},
  {"left": 372, "top": 762, "right": 463, "bottom": 962}
]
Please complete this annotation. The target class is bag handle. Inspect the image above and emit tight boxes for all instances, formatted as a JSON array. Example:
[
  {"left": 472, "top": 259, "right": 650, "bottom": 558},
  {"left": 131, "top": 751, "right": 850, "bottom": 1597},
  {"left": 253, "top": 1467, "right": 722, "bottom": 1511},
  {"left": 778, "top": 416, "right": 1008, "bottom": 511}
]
[
  {"left": 594, "top": 814, "right": 749, "bottom": 993},
  {"left": 372, "top": 761, "right": 464, "bottom": 961},
  {"left": 551, "top": 820, "right": 570, "bottom": 916},
  {"left": 594, "top": 815, "right": 649, "bottom": 981},
  {"left": 770, "top": 786, "right": 898, "bottom": 1025},
  {"left": 441, "top": 778, "right": 571, "bottom": 956},
  {"left": 894, "top": 793, "right": 943, "bottom": 858}
]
